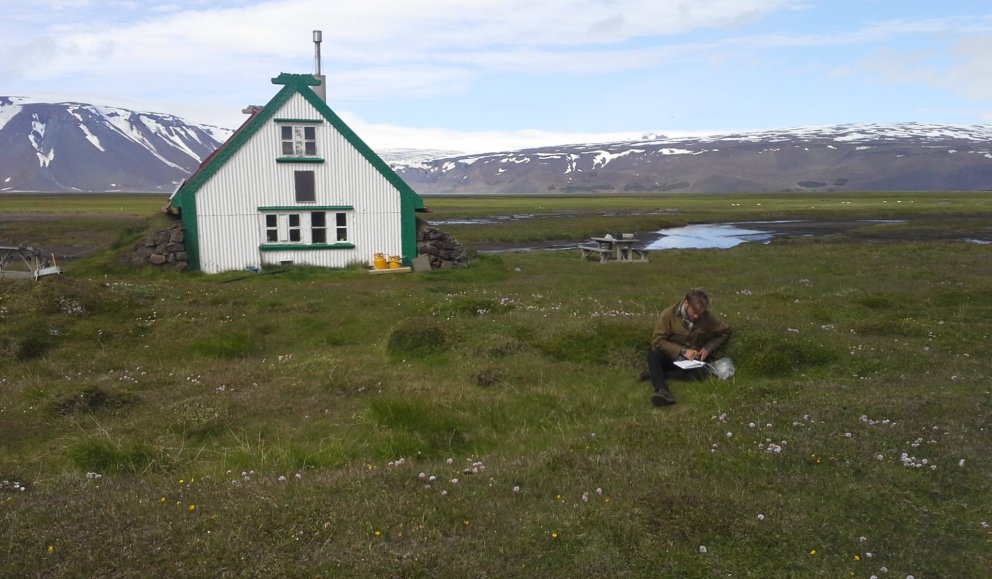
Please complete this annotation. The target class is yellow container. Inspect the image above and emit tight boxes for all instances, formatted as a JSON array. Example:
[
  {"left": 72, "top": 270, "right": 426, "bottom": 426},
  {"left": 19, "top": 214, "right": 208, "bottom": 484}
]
[
  {"left": 373, "top": 253, "right": 387, "bottom": 270},
  {"left": 388, "top": 255, "right": 402, "bottom": 269}
]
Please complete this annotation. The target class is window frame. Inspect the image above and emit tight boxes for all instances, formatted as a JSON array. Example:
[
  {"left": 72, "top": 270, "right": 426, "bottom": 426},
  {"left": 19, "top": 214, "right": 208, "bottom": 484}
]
[
  {"left": 280, "top": 125, "right": 317, "bottom": 157},
  {"left": 257, "top": 206, "right": 355, "bottom": 250},
  {"left": 275, "top": 119, "right": 323, "bottom": 163},
  {"left": 311, "top": 211, "right": 327, "bottom": 244}
]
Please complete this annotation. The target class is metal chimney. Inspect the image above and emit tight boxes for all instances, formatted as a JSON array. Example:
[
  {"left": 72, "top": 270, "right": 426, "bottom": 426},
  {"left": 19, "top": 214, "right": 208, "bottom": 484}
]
[{"left": 313, "top": 30, "right": 327, "bottom": 101}]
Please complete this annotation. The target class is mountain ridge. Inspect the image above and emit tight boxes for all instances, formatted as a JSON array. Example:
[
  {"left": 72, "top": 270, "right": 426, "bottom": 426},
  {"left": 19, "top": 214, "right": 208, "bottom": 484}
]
[
  {"left": 0, "top": 96, "right": 232, "bottom": 193},
  {"left": 2, "top": 97, "right": 990, "bottom": 194},
  {"left": 389, "top": 122, "right": 992, "bottom": 194}
]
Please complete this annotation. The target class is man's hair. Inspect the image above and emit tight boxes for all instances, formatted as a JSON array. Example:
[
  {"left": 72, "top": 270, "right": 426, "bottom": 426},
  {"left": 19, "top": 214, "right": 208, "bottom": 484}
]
[{"left": 684, "top": 288, "right": 710, "bottom": 311}]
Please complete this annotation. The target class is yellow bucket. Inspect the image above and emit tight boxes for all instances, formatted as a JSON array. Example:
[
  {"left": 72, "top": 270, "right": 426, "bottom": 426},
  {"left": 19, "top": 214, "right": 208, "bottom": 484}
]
[{"left": 373, "top": 253, "right": 387, "bottom": 270}]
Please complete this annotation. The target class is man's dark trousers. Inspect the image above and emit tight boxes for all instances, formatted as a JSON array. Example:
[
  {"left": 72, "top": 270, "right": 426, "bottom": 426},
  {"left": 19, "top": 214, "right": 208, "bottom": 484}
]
[{"left": 647, "top": 349, "right": 707, "bottom": 394}]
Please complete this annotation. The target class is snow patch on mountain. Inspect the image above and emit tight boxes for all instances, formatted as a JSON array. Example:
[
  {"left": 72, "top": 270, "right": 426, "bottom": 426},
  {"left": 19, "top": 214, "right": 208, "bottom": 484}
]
[
  {"left": 0, "top": 96, "right": 233, "bottom": 192},
  {"left": 391, "top": 122, "right": 992, "bottom": 194}
]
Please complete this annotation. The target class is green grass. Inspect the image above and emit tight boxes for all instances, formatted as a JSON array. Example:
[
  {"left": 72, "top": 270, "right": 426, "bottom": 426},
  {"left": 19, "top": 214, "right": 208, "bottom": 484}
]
[
  {"left": 0, "top": 193, "right": 165, "bottom": 216},
  {"left": 1, "top": 193, "right": 990, "bottom": 576}
]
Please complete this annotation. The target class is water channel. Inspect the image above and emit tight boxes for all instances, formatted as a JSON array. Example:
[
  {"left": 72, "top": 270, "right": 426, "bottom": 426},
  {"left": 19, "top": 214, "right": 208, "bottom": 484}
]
[{"left": 429, "top": 216, "right": 989, "bottom": 253}]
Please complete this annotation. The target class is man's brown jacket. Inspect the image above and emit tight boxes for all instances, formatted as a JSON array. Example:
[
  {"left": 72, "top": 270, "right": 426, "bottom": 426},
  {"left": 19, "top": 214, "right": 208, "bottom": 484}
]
[{"left": 651, "top": 301, "right": 732, "bottom": 359}]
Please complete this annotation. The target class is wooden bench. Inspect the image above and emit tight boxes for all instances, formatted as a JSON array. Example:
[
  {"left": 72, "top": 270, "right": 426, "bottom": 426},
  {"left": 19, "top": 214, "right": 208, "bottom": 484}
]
[
  {"left": 580, "top": 245, "right": 612, "bottom": 262},
  {"left": 627, "top": 249, "right": 650, "bottom": 263}
]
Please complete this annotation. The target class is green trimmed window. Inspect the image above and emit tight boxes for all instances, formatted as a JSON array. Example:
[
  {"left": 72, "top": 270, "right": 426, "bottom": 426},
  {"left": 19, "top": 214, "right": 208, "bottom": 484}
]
[
  {"left": 311, "top": 211, "right": 327, "bottom": 243},
  {"left": 260, "top": 210, "right": 350, "bottom": 245},
  {"left": 281, "top": 125, "right": 317, "bottom": 156},
  {"left": 334, "top": 212, "right": 348, "bottom": 241},
  {"left": 288, "top": 214, "right": 302, "bottom": 242}
]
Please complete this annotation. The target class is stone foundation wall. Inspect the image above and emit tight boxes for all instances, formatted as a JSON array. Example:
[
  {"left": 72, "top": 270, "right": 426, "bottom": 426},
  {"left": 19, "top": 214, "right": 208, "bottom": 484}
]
[
  {"left": 131, "top": 219, "right": 466, "bottom": 272},
  {"left": 130, "top": 221, "right": 189, "bottom": 271},
  {"left": 417, "top": 220, "right": 468, "bottom": 269}
]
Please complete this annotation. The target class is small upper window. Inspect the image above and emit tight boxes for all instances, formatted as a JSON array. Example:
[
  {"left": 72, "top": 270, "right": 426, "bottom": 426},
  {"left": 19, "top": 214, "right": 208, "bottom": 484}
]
[{"left": 281, "top": 125, "right": 317, "bottom": 156}]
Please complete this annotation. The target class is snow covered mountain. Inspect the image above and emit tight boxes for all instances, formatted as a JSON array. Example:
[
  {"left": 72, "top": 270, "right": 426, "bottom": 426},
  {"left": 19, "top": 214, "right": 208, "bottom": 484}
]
[
  {"left": 2, "top": 96, "right": 990, "bottom": 195},
  {"left": 391, "top": 123, "right": 992, "bottom": 194},
  {"left": 0, "top": 96, "right": 232, "bottom": 193}
]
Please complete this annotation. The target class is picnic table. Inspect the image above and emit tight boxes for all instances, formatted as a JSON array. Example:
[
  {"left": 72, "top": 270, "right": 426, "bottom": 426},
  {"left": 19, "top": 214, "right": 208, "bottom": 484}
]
[{"left": 580, "top": 236, "right": 649, "bottom": 263}]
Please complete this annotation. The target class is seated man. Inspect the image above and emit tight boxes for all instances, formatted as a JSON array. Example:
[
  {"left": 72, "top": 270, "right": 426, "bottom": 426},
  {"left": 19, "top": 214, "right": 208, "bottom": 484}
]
[{"left": 645, "top": 288, "right": 732, "bottom": 406}]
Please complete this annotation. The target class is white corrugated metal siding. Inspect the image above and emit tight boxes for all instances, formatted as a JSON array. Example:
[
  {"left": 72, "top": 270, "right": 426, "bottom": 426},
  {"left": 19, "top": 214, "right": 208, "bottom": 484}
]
[{"left": 195, "top": 93, "right": 405, "bottom": 274}]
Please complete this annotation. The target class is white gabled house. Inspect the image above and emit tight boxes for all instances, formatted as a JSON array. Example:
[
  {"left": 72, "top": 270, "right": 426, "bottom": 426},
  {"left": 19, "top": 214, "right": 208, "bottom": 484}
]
[{"left": 169, "top": 72, "right": 425, "bottom": 274}]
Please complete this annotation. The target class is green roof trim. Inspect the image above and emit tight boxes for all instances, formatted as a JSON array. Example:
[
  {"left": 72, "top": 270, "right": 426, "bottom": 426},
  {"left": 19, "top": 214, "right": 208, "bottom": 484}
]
[
  {"left": 275, "top": 157, "right": 325, "bottom": 164},
  {"left": 259, "top": 243, "right": 355, "bottom": 251},
  {"left": 174, "top": 192, "right": 200, "bottom": 270},
  {"left": 257, "top": 205, "right": 353, "bottom": 212},
  {"left": 273, "top": 118, "right": 324, "bottom": 124},
  {"left": 272, "top": 73, "right": 321, "bottom": 86},
  {"left": 170, "top": 72, "right": 425, "bottom": 271}
]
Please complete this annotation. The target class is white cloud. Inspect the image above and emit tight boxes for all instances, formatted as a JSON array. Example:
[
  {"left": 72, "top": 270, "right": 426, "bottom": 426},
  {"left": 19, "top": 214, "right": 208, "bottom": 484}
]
[
  {"left": 339, "top": 111, "right": 727, "bottom": 154},
  {"left": 340, "top": 112, "right": 645, "bottom": 153},
  {"left": 948, "top": 35, "right": 992, "bottom": 100},
  {"left": 10, "top": 0, "right": 801, "bottom": 81},
  {"left": 5, "top": 1, "right": 992, "bottom": 149}
]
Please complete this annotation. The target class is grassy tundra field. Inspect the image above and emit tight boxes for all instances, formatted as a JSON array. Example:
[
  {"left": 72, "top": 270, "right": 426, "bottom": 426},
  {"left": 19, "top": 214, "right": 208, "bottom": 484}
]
[{"left": 1, "top": 192, "right": 991, "bottom": 577}]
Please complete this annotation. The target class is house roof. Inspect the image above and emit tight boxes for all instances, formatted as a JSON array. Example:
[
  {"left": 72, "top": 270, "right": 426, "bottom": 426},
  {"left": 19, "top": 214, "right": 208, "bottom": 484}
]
[{"left": 170, "top": 73, "right": 424, "bottom": 213}]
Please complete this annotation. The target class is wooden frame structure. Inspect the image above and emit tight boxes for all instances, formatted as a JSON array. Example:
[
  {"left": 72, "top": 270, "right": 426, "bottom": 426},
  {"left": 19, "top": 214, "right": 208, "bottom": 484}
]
[{"left": 0, "top": 245, "right": 62, "bottom": 280}]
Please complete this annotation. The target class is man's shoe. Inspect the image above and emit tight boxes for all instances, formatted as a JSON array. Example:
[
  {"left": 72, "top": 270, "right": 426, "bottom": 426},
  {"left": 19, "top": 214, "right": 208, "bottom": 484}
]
[{"left": 650, "top": 390, "right": 676, "bottom": 407}]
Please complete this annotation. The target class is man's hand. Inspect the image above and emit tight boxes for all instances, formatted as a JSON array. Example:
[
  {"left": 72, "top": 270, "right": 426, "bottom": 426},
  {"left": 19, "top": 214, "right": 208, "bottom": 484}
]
[
  {"left": 699, "top": 348, "right": 710, "bottom": 361},
  {"left": 683, "top": 348, "right": 700, "bottom": 360}
]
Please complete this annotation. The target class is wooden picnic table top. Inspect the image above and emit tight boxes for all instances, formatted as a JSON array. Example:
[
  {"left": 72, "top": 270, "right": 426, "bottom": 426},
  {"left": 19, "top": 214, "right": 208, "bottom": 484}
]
[{"left": 590, "top": 237, "right": 638, "bottom": 243}]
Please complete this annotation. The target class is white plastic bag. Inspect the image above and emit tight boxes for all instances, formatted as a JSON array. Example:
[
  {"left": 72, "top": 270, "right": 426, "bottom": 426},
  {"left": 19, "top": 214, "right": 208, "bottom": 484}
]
[{"left": 710, "top": 357, "right": 736, "bottom": 380}]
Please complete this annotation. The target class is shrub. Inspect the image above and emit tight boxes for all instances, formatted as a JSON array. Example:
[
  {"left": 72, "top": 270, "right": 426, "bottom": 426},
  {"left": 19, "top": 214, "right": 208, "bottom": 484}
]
[
  {"left": 50, "top": 386, "right": 135, "bottom": 415},
  {"left": 187, "top": 332, "right": 262, "bottom": 359},
  {"left": 535, "top": 320, "right": 651, "bottom": 366},
  {"left": 435, "top": 296, "right": 514, "bottom": 317},
  {"left": 15, "top": 326, "right": 55, "bottom": 360},
  {"left": 367, "top": 397, "right": 468, "bottom": 455},
  {"left": 386, "top": 318, "right": 450, "bottom": 359},
  {"left": 67, "top": 439, "right": 158, "bottom": 473},
  {"left": 733, "top": 330, "right": 836, "bottom": 376}
]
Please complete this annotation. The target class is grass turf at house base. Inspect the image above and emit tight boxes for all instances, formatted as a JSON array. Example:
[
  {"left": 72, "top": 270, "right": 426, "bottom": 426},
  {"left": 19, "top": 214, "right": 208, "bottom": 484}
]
[{"left": 1, "top": 193, "right": 990, "bottom": 576}]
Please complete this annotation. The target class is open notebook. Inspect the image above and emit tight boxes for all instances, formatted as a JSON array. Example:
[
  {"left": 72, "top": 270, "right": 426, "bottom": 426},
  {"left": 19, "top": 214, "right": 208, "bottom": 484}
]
[{"left": 674, "top": 359, "right": 707, "bottom": 370}]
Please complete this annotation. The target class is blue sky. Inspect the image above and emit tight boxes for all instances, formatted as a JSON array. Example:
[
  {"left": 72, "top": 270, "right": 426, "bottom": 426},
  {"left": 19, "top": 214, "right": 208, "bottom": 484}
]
[{"left": 3, "top": 0, "right": 991, "bottom": 152}]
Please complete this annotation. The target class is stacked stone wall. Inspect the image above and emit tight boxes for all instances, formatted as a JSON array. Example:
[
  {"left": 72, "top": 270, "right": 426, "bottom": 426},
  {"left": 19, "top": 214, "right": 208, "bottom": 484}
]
[
  {"left": 130, "top": 219, "right": 465, "bottom": 272},
  {"left": 130, "top": 221, "right": 189, "bottom": 271},
  {"left": 416, "top": 220, "right": 468, "bottom": 269}
]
